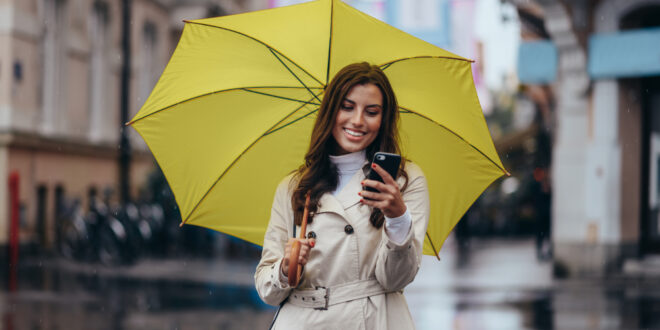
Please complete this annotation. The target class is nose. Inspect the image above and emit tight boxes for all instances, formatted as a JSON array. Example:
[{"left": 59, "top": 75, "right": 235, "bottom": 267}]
[{"left": 350, "top": 108, "right": 365, "bottom": 126}]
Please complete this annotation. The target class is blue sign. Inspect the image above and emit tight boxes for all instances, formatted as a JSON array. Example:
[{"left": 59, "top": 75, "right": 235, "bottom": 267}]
[
  {"left": 589, "top": 27, "right": 660, "bottom": 79},
  {"left": 517, "top": 41, "right": 557, "bottom": 84}
]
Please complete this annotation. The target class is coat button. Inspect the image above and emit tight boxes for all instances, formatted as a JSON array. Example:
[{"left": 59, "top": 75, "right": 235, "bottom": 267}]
[
  {"left": 344, "top": 225, "right": 354, "bottom": 234},
  {"left": 307, "top": 231, "right": 317, "bottom": 239}
]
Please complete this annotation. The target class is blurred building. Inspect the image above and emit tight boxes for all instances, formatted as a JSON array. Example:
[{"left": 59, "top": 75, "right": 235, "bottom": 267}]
[
  {"left": 512, "top": 0, "right": 660, "bottom": 276},
  {"left": 0, "top": 0, "right": 267, "bottom": 253}
]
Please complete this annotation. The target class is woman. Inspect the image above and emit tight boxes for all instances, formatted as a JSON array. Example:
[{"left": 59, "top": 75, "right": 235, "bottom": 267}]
[{"left": 255, "top": 62, "right": 430, "bottom": 329}]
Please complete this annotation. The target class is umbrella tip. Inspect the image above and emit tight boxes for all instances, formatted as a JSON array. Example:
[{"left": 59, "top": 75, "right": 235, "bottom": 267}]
[
  {"left": 124, "top": 121, "right": 132, "bottom": 126},
  {"left": 179, "top": 222, "right": 184, "bottom": 228}
]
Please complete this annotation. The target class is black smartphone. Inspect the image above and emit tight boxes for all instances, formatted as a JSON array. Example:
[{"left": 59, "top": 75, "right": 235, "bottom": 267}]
[{"left": 364, "top": 152, "right": 401, "bottom": 193}]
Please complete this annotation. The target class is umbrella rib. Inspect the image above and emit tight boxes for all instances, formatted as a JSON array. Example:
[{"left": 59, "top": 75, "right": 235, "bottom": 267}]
[
  {"left": 379, "top": 55, "right": 475, "bottom": 70},
  {"left": 185, "top": 21, "right": 324, "bottom": 86},
  {"left": 267, "top": 48, "right": 323, "bottom": 104},
  {"left": 243, "top": 88, "right": 321, "bottom": 106},
  {"left": 265, "top": 108, "right": 319, "bottom": 136},
  {"left": 399, "top": 106, "right": 509, "bottom": 175},
  {"left": 426, "top": 232, "right": 441, "bottom": 261},
  {"left": 181, "top": 91, "right": 324, "bottom": 225},
  {"left": 325, "top": 0, "right": 334, "bottom": 84},
  {"left": 127, "top": 86, "right": 321, "bottom": 125}
]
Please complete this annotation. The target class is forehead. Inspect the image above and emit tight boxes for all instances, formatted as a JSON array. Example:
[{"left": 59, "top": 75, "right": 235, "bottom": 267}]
[{"left": 344, "top": 83, "right": 383, "bottom": 104}]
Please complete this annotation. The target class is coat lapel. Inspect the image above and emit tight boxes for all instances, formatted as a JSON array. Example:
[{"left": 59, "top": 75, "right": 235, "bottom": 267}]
[
  {"left": 316, "top": 193, "right": 345, "bottom": 217},
  {"left": 316, "top": 164, "right": 367, "bottom": 216},
  {"left": 334, "top": 167, "right": 365, "bottom": 210}
]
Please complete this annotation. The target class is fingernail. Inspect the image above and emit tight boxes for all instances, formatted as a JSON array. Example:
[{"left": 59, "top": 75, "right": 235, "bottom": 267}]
[
  {"left": 358, "top": 192, "right": 361, "bottom": 196},
  {"left": 310, "top": 241, "right": 315, "bottom": 248},
  {"left": 361, "top": 180, "right": 365, "bottom": 185},
  {"left": 360, "top": 199, "right": 364, "bottom": 203},
  {"left": 372, "top": 164, "right": 376, "bottom": 168}
]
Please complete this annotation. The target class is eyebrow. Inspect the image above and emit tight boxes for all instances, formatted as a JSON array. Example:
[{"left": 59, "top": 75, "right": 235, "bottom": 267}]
[{"left": 343, "top": 98, "right": 383, "bottom": 109}]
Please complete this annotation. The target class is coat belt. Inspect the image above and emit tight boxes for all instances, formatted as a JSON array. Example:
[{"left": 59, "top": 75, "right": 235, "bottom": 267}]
[{"left": 287, "top": 279, "right": 390, "bottom": 310}]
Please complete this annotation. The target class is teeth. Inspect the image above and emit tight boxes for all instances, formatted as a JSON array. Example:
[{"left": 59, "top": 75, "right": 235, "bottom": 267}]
[{"left": 344, "top": 128, "right": 365, "bottom": 137}]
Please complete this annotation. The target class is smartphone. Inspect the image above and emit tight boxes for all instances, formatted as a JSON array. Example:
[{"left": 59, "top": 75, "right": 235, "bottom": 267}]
[{"left": 364, "top": 152, "right": 401, "bottom": 193}]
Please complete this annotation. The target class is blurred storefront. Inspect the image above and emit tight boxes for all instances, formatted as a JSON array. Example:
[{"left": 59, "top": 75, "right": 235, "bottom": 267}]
[
  {"left": 0, "top": 0, "right": 266, "bottom": 254},
  {"left": 512, "top": 0, "right": 660, "bottom": 276}
]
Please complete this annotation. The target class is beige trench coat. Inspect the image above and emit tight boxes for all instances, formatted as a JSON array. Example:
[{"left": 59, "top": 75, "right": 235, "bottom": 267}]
[{"left": 255, "top": 162, "right": 430, "bottom": 330}]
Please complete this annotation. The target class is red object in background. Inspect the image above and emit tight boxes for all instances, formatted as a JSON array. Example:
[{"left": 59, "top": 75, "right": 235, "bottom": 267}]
[
  {"left": 8, "top": 171, "right": 19, "bottom": 292},
  {"left": 533, "top": 167, "right": 546, "bottom": 182}
]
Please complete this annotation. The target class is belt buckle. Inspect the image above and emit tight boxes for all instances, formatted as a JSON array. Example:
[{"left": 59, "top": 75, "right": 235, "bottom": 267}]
[{"left": 314, "top": 286, "right": 329, "bottom": 310}]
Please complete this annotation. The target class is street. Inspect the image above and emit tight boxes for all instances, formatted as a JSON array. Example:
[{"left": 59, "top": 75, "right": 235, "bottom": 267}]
[{"left": 2, "top": 237, "right": 660, "bottom": 329}]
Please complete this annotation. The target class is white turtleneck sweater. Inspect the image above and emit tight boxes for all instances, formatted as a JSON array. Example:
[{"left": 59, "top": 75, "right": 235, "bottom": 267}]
[{"left": 329, "top": 150, "right": 412, "bottom": 244}]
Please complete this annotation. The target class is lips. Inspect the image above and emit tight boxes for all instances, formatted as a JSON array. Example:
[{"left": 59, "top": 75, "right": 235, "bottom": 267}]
[{"left": 344, "top": 128, "right": 366, "bottom": 137}]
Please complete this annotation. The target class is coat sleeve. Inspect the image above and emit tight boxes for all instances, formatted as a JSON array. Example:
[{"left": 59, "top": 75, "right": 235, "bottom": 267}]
[
  {"left": 374, "top": 164, "right": 430, "bottom": 291},
  {"left": 254, "top": 179, "right": 294, "bottom": 306}
]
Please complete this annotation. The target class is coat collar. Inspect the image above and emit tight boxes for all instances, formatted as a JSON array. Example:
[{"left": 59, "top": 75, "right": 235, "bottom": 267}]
[{"left": 316, "top": 163, "right": 367, "bottom": 216}]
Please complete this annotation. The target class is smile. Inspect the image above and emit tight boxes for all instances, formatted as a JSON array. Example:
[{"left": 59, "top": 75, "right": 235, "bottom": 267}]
[{"left": 344, "top": 128, "right": 366, "bottom": 137}]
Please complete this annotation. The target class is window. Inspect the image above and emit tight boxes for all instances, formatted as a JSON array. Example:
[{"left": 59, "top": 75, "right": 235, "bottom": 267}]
[
  {"left": 139, "top": 22, "right": 158, "bottom": 106},
  {"left": 41, "top": 0, "right": 67, "bottom": 135},
  {"left": 89, "top": 1, "right": 109, "bottom": 141}
]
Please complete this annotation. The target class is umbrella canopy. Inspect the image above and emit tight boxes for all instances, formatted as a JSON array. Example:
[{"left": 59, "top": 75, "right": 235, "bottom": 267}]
[{"left": 128, "top": 0, "right": 507, "bottom": 257}]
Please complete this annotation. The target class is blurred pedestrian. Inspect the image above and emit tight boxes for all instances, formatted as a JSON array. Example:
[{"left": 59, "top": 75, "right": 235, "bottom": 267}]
[
  {"left": 255, "top": 62, "right": 430, "bottom": 329},
  {"left": 533, "top": 167, "right": 552, "bottom": 261}
]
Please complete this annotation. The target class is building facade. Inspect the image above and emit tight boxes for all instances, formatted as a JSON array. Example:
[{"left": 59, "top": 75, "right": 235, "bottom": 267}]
[
  {"left": 514, "top": 0, "right": 660, "bottom": 276},
  {"left": 0, "top": 0, "right": 266, "bottom": 252}
]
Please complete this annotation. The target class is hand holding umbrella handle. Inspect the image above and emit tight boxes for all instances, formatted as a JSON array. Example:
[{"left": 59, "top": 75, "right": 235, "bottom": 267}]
[{"left": 288, "top": 193, "right": 310, "bottom": 287}]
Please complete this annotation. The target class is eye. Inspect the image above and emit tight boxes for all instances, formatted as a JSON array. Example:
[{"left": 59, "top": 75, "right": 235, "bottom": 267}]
[
  {"left": 341, "top": 103, "right": 353, "bottom": 110},
  {"left": 366, "top": 107, "right": 381, "bottom": 116}
]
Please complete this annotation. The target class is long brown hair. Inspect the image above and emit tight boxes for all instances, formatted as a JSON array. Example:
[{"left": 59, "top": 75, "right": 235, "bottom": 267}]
[{"left": 291, "top": 62, "right": 407, "bottom": 228}]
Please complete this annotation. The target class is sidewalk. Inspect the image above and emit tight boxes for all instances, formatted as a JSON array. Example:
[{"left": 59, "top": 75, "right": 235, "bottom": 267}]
[
  {"left": 23, "top": 237, "right": 553, "bottom": 291},
  {"left": 25, "top": 256, "right": 258, "bottom": 287},
  {"left": 7, "top": 237, "right": 660, "bottom": 330}
]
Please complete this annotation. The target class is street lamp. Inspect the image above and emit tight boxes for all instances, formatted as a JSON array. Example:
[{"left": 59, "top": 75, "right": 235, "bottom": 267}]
[{"left": 119, "top": 0, "right": 132, "bottom": 204}]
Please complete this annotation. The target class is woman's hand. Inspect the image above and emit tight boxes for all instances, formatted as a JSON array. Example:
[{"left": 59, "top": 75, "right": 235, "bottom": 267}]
[
  {"left": 281, "top": 238, "right": 316, "bottom": 276},
  {"left": 359, "top": 163, "right": 406, "bottom": 218}
]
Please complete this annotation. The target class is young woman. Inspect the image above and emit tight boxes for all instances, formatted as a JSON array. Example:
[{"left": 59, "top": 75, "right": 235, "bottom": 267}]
[{"left": 255, "top": 62, "right": 430, "bottom": 329}]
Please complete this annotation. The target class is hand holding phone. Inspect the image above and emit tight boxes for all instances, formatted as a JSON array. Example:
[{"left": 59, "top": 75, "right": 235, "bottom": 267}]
[
  {"left": 360, "top": 152, "right": 407, "bottom": 218},
  {"left": 364, "top": 152, "right": 401, "bottom": 193}
]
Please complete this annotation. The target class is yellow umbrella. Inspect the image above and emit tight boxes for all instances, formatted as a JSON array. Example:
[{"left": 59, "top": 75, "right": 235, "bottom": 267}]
[{"left": 128, "top": 0, "right": 507, "bottom": 257}]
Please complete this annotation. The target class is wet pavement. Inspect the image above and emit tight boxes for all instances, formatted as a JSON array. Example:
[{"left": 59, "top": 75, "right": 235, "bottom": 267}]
[{"left": 2, "top": 237, "right": 660, "bottom": 329}]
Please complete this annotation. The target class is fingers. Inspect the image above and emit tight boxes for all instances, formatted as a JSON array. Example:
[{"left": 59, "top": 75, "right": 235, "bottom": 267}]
[
  {"left": 361, "top": 179, "right": 396, "bottom": 196},
  {"left": 299, "top": 244, "right": 310, "bottom": 265},
  {"left": 358, "top": 189, "right": 389, "bottom": 201},
  {"left": 360, "top": 171, "right": 407, "bottom": 218},
  {"left": 283, "top": 238, "right": 316, "bottom": 271},
  {"left": 298, "top": 238, "right": 315, "bottom": 265},
  {"left": 371, "top": 164, "right": 397, "bottom": 185},
  {"left": 359, "top": 196, "right": 387, "bottom": 209}
]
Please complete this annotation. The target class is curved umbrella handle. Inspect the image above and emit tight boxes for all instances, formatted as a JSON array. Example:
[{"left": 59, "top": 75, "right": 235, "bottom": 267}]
[{"left": 287, "top": 193, "right": 310, "bottom": 287}]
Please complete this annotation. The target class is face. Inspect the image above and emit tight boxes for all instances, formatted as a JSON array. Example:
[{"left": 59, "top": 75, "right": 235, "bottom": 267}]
[{"left": 331, "top": 83, "right": 383, "bottom": 155}]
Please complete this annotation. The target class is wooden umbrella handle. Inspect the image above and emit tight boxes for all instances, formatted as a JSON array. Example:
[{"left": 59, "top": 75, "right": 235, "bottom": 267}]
[{"left": 288, "top": 193, "right": 310, "bottom": 287}]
